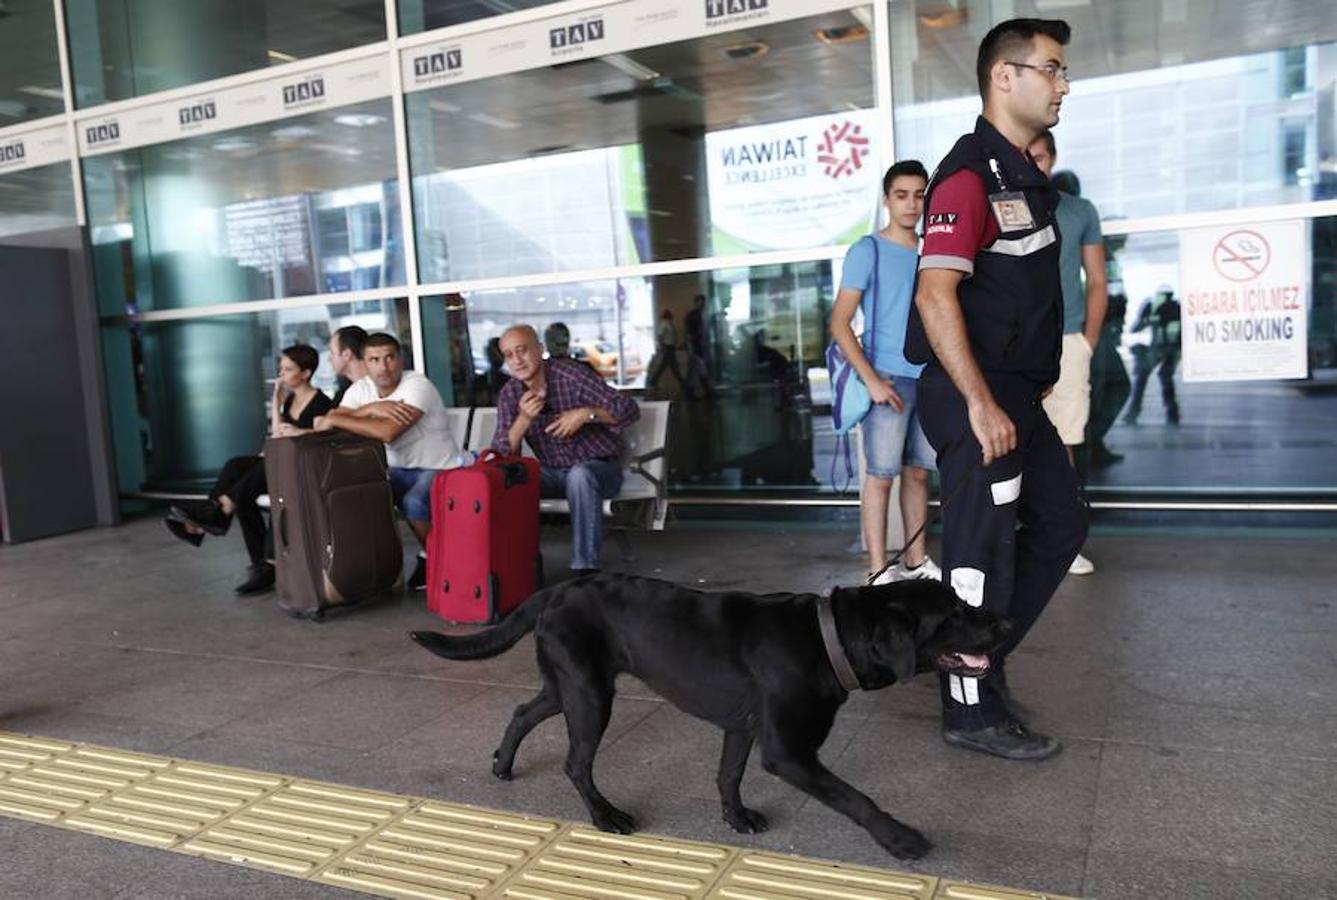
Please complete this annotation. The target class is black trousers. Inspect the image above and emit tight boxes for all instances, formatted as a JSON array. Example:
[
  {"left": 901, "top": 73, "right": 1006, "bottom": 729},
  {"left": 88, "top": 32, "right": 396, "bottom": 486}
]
[
  {"left": 918, "top": 367, "right": 1088, "bottom": 729},
  {"left": 210, "top": 455, "right": 269, "bottom": 566}
]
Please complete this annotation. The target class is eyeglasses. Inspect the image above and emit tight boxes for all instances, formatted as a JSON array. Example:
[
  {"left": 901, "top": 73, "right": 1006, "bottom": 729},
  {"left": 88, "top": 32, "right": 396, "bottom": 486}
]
[{"left": 1007, "top": 61, "right": 1071, "bottom": 84}]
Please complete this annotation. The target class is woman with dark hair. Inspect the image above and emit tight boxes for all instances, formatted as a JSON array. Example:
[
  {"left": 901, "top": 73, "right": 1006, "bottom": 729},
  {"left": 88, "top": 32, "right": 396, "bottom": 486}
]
[{"left": 165, "top": 344, "right": 333, "bottom": 595}]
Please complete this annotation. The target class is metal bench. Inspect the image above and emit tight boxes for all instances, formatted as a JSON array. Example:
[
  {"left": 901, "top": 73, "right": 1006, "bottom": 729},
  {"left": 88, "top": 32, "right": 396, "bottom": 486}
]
[{"left": 460, "top": 400, "right": 671, "bottom": 532}]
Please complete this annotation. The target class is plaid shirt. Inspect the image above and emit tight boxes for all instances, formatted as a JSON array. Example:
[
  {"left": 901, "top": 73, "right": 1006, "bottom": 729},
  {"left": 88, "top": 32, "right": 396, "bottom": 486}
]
[{"left": 492, "top": 358, "right": 640, "bottom": 468}]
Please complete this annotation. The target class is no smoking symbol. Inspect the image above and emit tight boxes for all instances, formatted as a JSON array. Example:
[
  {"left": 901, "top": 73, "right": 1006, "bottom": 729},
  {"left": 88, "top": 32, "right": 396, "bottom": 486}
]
[{"left": 1212, "top": 230, "right": 1270, "bottom": 282}]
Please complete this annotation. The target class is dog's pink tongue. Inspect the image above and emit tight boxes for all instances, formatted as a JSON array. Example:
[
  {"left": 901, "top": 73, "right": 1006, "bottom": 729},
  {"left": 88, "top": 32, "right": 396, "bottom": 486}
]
[{"left": 958, "top": 653, "right": 990, "bottom": 670}]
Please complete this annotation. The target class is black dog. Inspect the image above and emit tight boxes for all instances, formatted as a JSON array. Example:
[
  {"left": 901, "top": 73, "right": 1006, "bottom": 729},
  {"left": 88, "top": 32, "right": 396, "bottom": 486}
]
[{"left": 411, "top": 574, "right": 1008, "bottom": 859}]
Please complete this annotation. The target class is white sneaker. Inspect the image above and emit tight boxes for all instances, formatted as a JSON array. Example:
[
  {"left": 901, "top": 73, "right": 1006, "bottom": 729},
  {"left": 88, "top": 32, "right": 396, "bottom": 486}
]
[
  {"left": 900, "top": 556, "right": 943, "bottom": 581},
  {"left": 870, "top": 567, "right": 898, "bottom": 586},
  {"left": 1068, "top": 552, "right": 1095, "bottom": 575}
]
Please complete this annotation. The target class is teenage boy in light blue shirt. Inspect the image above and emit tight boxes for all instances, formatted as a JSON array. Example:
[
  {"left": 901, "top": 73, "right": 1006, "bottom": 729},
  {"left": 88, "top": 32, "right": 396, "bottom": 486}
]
[{"left": 830, "top": 161, "right": 941, "bottom": 584}]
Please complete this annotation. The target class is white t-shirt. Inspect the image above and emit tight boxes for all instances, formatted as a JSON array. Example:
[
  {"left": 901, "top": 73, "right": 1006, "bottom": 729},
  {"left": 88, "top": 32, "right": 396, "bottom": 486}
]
[{"left": 338, "top": 370, "right": 459, "bottom": 469}]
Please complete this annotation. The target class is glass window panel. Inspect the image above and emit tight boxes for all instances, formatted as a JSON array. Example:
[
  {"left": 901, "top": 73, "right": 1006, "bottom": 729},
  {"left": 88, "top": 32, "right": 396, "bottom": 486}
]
[
  {"left": 102, "top": 298, "right": 412, "bottom": 494},
  {"left": 398, "top": 0, "right": 567, "bottom": 35},
  {"left": 407, "top": 7, "right": 877, "bottom": 283},
  {"left": 889, "top": 2, "right": 1337, "bottom": 218},
  {"left": 83, "top": 99, "right": 404, "bottom": 315},
  {"left": 0, "top": 0, "right": 63, "bottom": 126},
  {"left": 64, "top": 0, "right": 387, "bottom": 107},
  {"left": 1089, "top": 216, "right": 1336, "bottom": 494},
  {"left": 425, "top": 257, "right": 847, "bottom": 493},
  {"left": 0, "top": 161, "right": 76, "bottom": 240}
]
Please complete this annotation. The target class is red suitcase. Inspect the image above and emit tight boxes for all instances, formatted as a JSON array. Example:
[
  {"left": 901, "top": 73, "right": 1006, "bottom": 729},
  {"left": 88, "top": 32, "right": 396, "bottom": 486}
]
[{"left": 427, "top": 450, "right": 542, "bottom": 623}]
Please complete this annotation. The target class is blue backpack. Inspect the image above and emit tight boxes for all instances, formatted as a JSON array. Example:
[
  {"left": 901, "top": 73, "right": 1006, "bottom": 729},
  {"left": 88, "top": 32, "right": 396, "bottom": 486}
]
[{"left": 827, "top": 235, "right": 879, "bottom": 491}]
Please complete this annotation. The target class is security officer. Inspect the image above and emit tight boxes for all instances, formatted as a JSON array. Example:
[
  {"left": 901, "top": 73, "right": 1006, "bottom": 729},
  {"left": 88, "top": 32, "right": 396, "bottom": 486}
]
[{"left": 905, "top": 18, "right": 1087, "bottom": 761}]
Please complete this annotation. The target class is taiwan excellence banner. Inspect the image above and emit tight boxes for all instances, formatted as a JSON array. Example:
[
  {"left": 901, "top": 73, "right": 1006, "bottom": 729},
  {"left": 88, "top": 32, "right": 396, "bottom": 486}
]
[
  {"left": 1179, "top": 219, "right": 1308, "bottom": 382},
  {"left": 705, "top": 109, "right": 881, "bottom": 253}
]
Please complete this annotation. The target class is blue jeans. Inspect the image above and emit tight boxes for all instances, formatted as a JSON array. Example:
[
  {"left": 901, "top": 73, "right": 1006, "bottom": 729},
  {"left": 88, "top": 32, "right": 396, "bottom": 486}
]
[
  {"left": 539, "top": 459, "right": 623, "bottom": 570},
  {"left": 388, "top": 467, "right": 439, "bottom": 523}
]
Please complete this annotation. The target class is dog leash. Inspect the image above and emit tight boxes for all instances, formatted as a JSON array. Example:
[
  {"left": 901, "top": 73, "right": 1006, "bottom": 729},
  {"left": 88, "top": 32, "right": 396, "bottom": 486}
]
[{"left": 864, "top": 461, "right": 977, "bottom": 586}]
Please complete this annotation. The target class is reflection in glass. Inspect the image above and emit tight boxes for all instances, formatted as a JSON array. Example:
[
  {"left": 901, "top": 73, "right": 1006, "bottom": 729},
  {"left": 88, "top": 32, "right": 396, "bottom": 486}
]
[
  {"left": 398, "top": 0, "right": 566, "bottom": 35},
  {"left": 64, "top": 0, "right": 386, "bottom": 107},
  {"left": 102, "top": 298, "right": 412, "bottom": 495},
  {"left": 890, "top": 2, "right": 1337, "bottom": 218},
  {"left": 426, "top": 259, "right": 845, "bottom": 492},
  {"left": 1084, "top": 217, "right": 1336, "bottom": 493},
  {"left": 0, "top": 0, "right": 63, "bottom": 126},
  {"left": 407, "top": 7, "right": 877, "bottom": 282},
  {"left": 83, "top": 99, "right": 404, "bottom": 316},
  {"left": 0, "top": 162, "right": 77, "bottom": 240}
]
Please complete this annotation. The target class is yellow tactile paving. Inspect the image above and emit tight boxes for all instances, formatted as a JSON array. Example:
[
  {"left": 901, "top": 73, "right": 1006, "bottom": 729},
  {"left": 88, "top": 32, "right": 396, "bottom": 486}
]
[
  {"left": 708, "top": 851, "right": 937, "bottom": 899},
  {"left": 183, "top": 780, "right": 415, "bottom": 877},
  {"left": 316, "top": 801, "right": 562, "bottom": 899},
  {"left": 0, "top": 739, "right": 169, "bottom": 824},
  {"left": 499, "top": 827, "right": 735, "bottom": 900},
  {"left": 63, "top": 760, "right": 285, "bottom": 848},
  {"left": 0, "top": 731, "right": 1078, "bottom": 899}
]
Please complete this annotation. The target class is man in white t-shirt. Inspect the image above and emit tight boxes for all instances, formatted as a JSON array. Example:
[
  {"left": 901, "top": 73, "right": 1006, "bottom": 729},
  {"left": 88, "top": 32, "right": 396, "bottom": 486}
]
[{"left": 314, "top": 332, "right": 458, "bottom": 590}]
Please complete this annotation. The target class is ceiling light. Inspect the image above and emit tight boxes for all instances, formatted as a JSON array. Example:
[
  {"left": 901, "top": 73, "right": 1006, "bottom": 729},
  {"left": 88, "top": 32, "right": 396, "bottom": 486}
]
[
  {"left": 1034, "top": 0, "right": 1091, "bottom": 10},
  {"left": 918, "top": 9, "right": 966, "bottom": 29},
  {"left": 603, "top": 53, "right": 659, "bottom": 81},
  {"left": 466, "top": 112, "right": 520, "bottom": 129},
  {"left": 815, "top": 25, "right": 869, "bottom": 46},
  {"left": 334, "top": 113, "right": 387, "bottom": 128},
  {"left": 268, "top": 49, "right": 299, "bottom": 63},
  {"left": 272, "top": 125, "right": 317, "bottom": 140},
  {"left": 722, "top": 41, "right": 769, "bottom": 61},
  {"left": 18, "top": 85, "right": 65, "bottom": 101},
  {"left": 212, "top": 137, "right": 257, "bottom": 152}
]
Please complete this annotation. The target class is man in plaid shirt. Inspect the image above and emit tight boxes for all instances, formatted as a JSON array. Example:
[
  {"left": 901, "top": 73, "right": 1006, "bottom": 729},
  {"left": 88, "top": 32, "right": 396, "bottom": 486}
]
[{"left": 493, "top": 325, "right": 640, "bottom": 574}]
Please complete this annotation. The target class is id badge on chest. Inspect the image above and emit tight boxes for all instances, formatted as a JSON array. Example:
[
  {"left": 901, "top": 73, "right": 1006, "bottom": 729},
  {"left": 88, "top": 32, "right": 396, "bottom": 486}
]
[{"left": 989, "top": 191, "right": 1035, "bottom": 233}]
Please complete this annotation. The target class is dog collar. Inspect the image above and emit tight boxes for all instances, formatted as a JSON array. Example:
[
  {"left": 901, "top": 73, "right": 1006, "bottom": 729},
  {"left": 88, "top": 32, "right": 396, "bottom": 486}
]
[{"left": 816, "top": 595, "right": 861, "bottom": 692}]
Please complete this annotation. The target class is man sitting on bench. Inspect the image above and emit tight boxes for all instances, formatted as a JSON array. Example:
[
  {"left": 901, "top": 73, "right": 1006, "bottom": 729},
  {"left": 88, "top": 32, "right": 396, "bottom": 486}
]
[
  {"left": 314, "top": 332, "right": 457, "bottom": 591},
  {"left": 493, "top": 324, "right": 639, "bottom": 575}
]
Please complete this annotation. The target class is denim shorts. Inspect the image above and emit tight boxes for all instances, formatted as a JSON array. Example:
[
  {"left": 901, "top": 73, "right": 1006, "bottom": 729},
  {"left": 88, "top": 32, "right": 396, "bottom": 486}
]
[{"left": 862, "top": 374, "right": 937, "bottom": 479}]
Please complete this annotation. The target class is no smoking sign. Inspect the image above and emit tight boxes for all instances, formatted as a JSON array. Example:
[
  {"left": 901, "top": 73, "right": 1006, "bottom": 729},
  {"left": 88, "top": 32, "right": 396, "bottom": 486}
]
[{"left": 1212, "top": 229, "right": 1271, "bottom": 282}]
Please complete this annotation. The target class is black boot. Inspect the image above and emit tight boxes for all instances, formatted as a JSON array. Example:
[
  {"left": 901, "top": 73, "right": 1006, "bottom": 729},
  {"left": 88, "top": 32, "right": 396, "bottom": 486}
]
[
  {"left": 170, "top": 499, "right": 231, "bottom": 536},
  {"left": 164, "top": 517, "right": 204, "bottom": 547},
  {"left": 235, "top": 564, "right": 276, "bottom": 596}
]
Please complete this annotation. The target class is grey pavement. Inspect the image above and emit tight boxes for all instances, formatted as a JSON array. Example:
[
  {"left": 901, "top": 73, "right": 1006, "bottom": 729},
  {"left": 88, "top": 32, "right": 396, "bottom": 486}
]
[{"left": 1, "top": 516, "right": 1335, "bottom": 898}]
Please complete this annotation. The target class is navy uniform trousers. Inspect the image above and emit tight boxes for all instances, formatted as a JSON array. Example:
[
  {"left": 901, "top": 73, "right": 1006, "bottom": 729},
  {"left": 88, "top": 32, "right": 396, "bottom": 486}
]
[{"left": 917, "top": 365, "right": 1088, "bottom": 730}]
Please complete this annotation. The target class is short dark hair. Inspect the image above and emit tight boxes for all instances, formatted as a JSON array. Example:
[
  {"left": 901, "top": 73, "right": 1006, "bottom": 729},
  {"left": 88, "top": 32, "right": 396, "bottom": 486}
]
[
  {"left": 281, "top": 344, "right": 319, "bottom": 376},
  {"left": 977, "top": 18, "right": 1071, "bottom": 100},
  {"left": 1034, "top": 129, "right": 1056, "bottom": 159},
  {"left": 1052, "top": 169, "right": 1081, "bottom": 196},
  {"left": 364, "top": 332, "right": 401, "bottom": 355},
  {"left": 332, "top": 324, "right": 367, "bottom": 358},
  {"left": 882, "top": 160, "right": 928, "bottom": 195}
]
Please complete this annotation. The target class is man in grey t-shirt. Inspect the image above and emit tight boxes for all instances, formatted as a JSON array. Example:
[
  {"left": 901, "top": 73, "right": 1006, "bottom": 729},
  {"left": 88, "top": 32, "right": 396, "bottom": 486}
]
[{"left": 1029, "top": 130, "right": 1105, "bottom": 576}]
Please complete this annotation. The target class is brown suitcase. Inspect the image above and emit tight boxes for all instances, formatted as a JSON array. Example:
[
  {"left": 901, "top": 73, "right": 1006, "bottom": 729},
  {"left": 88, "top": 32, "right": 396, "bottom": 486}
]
[{"left": 264, "top": 432, "right": 403, "bottom": 619}]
